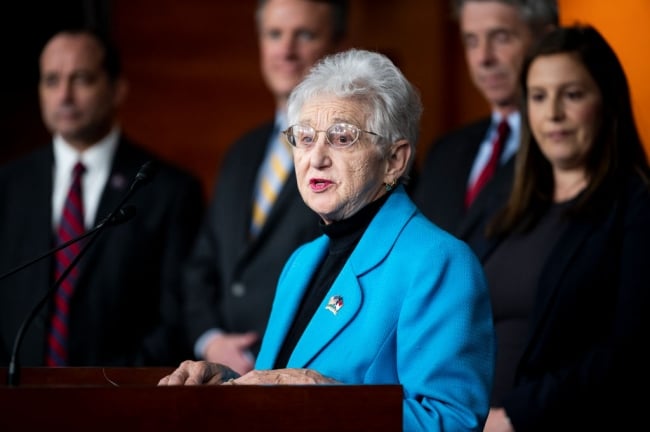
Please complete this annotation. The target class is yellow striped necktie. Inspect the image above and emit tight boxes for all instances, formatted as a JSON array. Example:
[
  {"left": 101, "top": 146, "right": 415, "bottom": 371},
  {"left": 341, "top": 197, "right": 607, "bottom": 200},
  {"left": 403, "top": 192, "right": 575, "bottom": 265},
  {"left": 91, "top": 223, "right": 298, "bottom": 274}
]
[{"left": 250, "top": 128, "right": 292, "bottom": 238}]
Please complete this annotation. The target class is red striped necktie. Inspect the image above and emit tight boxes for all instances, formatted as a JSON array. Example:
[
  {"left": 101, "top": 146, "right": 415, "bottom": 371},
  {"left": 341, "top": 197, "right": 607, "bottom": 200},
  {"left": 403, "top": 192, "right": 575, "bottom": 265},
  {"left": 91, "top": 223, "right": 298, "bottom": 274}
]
[
  {"left": 465, "top": 119, "right": 510, "bottom": 208},
  {"left": 46, "top": 161, "right": 86, "bottom": 366}
]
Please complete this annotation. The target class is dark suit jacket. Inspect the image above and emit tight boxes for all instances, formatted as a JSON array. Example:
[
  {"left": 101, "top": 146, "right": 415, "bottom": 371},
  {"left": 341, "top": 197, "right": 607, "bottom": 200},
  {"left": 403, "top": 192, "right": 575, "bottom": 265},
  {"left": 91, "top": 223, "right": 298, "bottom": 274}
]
[
  {"left": 183, "top": 121, "right": 321, "bottom": 356},
  {"left": 481, "top": 173, "right": 650, "bottom": 431},
  {"left": 0, "top": 136, "right": 204, "bottom": 367},
  {"left": 412, "top": 117, "right": 514, "bottom": 248}
]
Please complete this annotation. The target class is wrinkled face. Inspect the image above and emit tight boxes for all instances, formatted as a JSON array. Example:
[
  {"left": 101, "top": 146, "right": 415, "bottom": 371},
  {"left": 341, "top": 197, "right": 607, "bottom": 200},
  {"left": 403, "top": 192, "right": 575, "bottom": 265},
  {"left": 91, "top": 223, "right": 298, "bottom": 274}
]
[
  {"left": 292, "top": 95, "right": 389, "bottom": 224},
  {"left": 527, "top": 53, "right": 603, "bottom": 171},
  {"left": 39, "top": 33, "right": 122, "bottom": 148},
  {"left": 258, "top": 0, "right": 339, "bottom": 108},
  {"left": 460, "top": 1, "right": 534, "bottom": 113}
]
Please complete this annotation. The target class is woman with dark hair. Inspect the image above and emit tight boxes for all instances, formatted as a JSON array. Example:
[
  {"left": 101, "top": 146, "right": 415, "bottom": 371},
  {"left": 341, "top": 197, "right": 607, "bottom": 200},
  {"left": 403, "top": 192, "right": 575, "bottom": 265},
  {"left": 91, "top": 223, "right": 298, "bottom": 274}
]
[{"left": 480, "top": 25, "right": 650, "bottom": 431}]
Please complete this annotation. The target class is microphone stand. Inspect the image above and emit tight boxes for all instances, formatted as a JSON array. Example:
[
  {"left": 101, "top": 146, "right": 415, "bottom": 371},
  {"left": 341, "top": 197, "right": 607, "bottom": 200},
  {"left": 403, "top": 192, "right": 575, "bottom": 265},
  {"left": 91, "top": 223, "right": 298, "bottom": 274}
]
[
  {"left": 7, "top": 218, "right": 113, "bottom": 386},
  {"left": 0, "top": 209, "right": 132, "bottom": 283},
  {"left": 6, "top": 161, "right": 156, "bottom": 386}
]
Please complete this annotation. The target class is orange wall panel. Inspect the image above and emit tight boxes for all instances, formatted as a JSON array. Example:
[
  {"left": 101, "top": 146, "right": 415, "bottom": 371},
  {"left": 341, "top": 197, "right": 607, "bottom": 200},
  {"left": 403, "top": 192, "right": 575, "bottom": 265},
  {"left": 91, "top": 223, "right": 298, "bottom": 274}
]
[{"left": 559, "top": 0, "right": 650, "bottom": 158}]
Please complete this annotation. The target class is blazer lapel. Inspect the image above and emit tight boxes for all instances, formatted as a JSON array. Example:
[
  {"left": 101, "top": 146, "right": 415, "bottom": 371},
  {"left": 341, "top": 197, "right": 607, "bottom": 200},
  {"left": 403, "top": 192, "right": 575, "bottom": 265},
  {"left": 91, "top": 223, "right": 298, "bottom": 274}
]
[
  {"left": 532, "top": 212, "right": 610, "bottom": 328},
  {"left": 288, "top": 265, "right": 363, "bottom": 368},
  {"left": 458, "top": 155, "right": 515, "bottom": 240},
  {"left": 26, "top": 150, "right": 57, "bottom": 298},
  {"left": 234, "top": 123, "right": 285, "bottom": 262},
  {"left": 256, "top": 235, "right": 328, "bottom": 366},
  {"left": 518, "top": 204, "right": 617, "bottom": 371},
  {"left": 245, "top": 170, "right": 298, "bottom": 250},
  {"left": 287, "top": 187, "right": 415, "bottom": 368},
  {"left": 446, "top": 128, "right": 486, "bottom": 230}
]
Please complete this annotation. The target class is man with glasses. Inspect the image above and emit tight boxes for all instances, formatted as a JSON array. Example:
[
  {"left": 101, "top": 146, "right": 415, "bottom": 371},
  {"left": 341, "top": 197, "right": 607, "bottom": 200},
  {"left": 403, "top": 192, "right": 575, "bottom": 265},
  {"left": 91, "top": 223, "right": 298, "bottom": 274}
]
[{"left": 182, "top": 0, "right": 349, "bottom": 375}]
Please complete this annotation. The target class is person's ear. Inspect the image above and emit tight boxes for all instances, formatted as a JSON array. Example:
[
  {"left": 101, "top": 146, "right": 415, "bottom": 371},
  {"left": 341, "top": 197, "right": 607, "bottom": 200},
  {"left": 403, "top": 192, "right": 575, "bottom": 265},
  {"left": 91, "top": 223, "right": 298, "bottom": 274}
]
[
  {"left": 384, "top": 139, "right": 411, "bottom": 183},
  {"left": 113, "top": 77, "right": 129, "bottom": 106}
]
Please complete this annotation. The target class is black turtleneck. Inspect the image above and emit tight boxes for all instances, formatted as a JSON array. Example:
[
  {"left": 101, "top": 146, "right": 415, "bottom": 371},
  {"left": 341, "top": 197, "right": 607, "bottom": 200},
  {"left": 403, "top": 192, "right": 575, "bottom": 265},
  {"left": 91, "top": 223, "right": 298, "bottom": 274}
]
[{"left": 273, "top": 191, "right": 391, "bottom": 368}]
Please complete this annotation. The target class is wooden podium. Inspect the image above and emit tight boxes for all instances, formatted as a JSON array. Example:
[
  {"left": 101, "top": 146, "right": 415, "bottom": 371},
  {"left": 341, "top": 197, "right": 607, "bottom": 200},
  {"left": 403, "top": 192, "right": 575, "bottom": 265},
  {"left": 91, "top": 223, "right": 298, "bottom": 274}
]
[{"left": 0, "top": 367, "right": 402, "bottom": 431}]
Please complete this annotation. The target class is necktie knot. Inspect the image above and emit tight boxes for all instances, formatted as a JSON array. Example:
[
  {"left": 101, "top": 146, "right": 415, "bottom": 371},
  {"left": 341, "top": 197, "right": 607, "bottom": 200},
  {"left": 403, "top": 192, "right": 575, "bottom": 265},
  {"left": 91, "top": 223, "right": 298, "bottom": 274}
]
[
  {"left": 497, "top": 118, "right": 510, "bottom": 136},
  {"left": 494, "top": 119, "right": 510, "bottom": 153},
  {"left": 73, "top": 161, "right": 86, "bottom": 177}
]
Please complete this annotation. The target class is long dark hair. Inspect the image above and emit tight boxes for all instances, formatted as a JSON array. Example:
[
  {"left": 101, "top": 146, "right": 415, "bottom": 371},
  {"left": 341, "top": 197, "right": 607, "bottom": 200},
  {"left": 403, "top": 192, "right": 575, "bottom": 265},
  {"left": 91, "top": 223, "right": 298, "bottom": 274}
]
[{"left": 488, "top": 24, "right": 649, "bottom": 237}]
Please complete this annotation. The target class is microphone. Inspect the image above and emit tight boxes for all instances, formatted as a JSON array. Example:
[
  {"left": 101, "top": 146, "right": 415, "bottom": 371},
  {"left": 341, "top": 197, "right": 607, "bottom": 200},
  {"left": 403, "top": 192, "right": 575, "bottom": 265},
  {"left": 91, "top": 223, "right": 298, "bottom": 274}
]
[
  {"left": 98, "top": 205, "right": 137, "bottom": 228},
  {"left": 0, "top": 206, "right": 136, "bottom": 283},
  {"left": 133, "top": 160, "right": 157, "bottom": 187},
  {"left": 6, "top": 161, "right": 156, "bottom": 386},
  {"left": 98, "top": 160, "right": 157, "bottom": 230}
]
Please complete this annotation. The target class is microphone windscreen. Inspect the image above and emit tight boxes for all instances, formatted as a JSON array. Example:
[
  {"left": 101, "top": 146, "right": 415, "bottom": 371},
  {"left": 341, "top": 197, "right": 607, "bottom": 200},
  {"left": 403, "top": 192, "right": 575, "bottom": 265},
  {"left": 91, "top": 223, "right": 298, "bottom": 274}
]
[
  {"left": 108, "top": 205, "right": 137, "bottom": 226},
  {"left": 135, "top": 161, "right": 157, "bottom": 185}
]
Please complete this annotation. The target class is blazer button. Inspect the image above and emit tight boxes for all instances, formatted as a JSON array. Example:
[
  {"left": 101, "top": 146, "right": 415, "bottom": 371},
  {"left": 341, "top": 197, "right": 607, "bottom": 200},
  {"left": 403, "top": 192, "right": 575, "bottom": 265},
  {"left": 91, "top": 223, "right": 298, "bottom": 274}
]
[{"left": 231, "top": 282, "right": 246, "bottom": 297}]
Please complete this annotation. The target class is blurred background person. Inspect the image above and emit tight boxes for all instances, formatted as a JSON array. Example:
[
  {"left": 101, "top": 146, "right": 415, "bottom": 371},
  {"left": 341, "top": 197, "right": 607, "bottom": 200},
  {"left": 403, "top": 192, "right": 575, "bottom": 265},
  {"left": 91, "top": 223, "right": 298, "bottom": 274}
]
[
  {"left": 480, "top": 25, "right": 650, "bottom": 431},
  {"left": 161, "top": 48, "right": 496, "bottom": 432},
  {"left": 182, "top": 0, "right": 349, "bottom": 374},
  {"left": 0, "top": 28, "right": 204, "bottom": 367},
  {"left": 412, "top": 0, "right": 557, "bottom": 248}
]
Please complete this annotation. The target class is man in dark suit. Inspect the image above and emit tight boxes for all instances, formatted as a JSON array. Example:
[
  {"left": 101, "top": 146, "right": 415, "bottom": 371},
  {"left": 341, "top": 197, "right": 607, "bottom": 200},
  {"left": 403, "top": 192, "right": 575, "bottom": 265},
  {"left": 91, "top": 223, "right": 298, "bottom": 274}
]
[
  {"left": 0, "top": 29, "right": 204, "bottom": 367},
  {"left": 412, "top": 0, "right": 558, "bottom": 248},
  {"left": 182, "top": 0, "right": 349, "bottom": 374}
]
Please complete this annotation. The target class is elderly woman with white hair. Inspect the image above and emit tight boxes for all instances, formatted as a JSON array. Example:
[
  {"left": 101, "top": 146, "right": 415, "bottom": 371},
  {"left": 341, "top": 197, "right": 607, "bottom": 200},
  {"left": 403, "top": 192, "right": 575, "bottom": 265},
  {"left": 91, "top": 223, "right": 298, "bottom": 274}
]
[{"left": 160, "top": 48, "right": 496, "bottom": 431}]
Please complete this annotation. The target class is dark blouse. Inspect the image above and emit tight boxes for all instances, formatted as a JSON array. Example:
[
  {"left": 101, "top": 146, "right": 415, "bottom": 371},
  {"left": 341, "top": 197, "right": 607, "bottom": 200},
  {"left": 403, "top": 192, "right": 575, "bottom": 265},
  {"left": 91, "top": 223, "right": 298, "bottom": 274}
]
[
  {"left": 273, "top": 192, "right": 390, "bottom": 368},
  {"left": 483, "top": 200, "right": 572, "bottom": 406}
]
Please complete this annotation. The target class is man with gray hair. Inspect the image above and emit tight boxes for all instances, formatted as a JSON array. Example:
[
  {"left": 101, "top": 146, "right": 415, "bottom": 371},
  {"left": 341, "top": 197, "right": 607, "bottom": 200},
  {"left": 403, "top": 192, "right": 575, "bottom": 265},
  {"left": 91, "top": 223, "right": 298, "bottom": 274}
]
[
  {"left": 412, "top": 1, "right": 557, "bottom": 431},
  {"left": 182, "top": 0, "right": 349, "bottom": 375},
  {"left": 413, "top": 0, "right": 557, "bottom": 247}
]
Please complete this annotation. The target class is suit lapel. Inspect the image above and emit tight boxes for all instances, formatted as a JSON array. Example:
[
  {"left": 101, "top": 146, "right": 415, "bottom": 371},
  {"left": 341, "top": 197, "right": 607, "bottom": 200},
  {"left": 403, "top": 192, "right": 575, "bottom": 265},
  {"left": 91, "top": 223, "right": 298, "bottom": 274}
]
[
  {"left": 26, "top": 149, "right": 57, "bottom": 297},
  {"left": 76, "top": 139, "right": 140, "bottom": 282},
  {"left": 239, "top": 125, "right": 274, "bottom": 245},
  {"left": 440, "top": 118, "right": 491, "bottom": 234},
  {"left": 248, "top": 170, "right": 298, "bottom": 247},
  {"left": 94, "top": 150, "right": 135, "bottom": 226},
  {"left": 233, "top": 122, "right": 286, "bottom": 264},
  {"left": 457, "top": 156, "right": 515, "bottom": 239}
]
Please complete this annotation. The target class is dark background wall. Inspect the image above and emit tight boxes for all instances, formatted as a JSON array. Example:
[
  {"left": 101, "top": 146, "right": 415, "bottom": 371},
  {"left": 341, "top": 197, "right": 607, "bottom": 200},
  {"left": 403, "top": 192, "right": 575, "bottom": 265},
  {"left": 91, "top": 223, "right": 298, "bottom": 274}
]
[
  {"left": 110, "top": 0, "right": 479, "bottom": 195},
  {"left": 1, "top": 0, "right": 481, "bottom": 198},
  {"left": 3, "top": 1, "right": 645, "bottom": 199}
]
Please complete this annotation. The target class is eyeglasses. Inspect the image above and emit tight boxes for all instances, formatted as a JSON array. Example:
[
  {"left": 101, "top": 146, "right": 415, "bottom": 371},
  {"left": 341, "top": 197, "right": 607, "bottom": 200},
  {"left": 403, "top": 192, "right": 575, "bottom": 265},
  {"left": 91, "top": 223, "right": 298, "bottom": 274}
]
[{"left": 282, "top": 122, "right": 381, "bottom": 149}]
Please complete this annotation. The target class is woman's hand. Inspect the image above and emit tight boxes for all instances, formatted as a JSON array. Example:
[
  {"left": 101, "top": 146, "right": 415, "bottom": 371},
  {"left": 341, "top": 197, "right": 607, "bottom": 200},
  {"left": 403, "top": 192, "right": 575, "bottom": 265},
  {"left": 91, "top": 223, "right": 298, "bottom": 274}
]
[
  {"left": 158, "top": 360, "right": 239, "bottom": 385},
  {"left": 224, "top": 368, "right": 338, "bottom": 385}
]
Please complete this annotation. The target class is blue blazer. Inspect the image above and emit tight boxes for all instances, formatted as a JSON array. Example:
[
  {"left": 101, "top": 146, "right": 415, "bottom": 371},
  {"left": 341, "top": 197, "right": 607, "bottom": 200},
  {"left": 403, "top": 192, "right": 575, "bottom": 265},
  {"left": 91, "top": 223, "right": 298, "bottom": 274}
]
[{"left": 256, "top": 186, "right": 496, "bottom": 431}]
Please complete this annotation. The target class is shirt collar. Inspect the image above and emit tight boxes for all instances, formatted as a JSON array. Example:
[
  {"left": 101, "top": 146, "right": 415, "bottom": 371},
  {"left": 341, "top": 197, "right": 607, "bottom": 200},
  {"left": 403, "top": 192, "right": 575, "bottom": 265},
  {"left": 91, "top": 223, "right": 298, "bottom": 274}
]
[
  {"left": 53, "top": 127, "right": 120, "bottom": 173},
  {"left": 491, "top": 111, "right": 521, "bottom": 132}
]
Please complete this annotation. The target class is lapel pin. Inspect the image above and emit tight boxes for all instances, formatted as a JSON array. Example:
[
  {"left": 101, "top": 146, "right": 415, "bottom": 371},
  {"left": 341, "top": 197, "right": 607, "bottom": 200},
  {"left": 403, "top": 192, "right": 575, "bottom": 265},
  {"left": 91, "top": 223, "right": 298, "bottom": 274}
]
[
  {"left": 325, "top": 295, "right": 344, "bottom": 315},
  {"left": 110, "top": 173, "right": 127, "bottom": 190}
]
